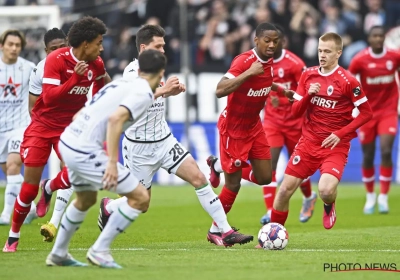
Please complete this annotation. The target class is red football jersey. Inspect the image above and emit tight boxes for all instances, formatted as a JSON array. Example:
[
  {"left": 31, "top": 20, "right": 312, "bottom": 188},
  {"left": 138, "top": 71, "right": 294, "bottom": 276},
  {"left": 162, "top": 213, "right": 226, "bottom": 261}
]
[
  {"left": 219, "top": 49, "right": 274, "bottom": 139},
  {"left": 28, "top": 47, "right": 106, "bottom": 137},
  {"left": 348, "top": 47, "right": 400, "bottom": 116},
  {"left": 264, "top": 49, "right": 306, "bottom": 129},
  {"left": 294, "top": 65, "right": 368, "bottom": 144}
]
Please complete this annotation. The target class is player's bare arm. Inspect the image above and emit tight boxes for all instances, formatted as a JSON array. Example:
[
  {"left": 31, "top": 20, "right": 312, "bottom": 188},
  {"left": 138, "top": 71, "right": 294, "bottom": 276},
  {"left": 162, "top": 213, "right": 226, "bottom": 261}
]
[
  {"left": 215, "top": 61, "right": 264, "bottom": 98},
  {"left": 271, "top": 82, "right": 295, "bottom": 101},
  {"left": 104, "top": 72, "right": 112, "bottom": 84},
  {"left": 103, "top": 106, "right": 131, "bottom": 190}
]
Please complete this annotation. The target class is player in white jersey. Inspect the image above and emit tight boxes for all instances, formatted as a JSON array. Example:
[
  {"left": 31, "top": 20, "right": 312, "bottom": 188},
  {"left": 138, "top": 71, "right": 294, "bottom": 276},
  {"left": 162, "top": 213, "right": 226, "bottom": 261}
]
[
  {"left": 98, "top": 25, "right": 254, "bottom": 246},
  {"left": 46, "top": 50, "right": 171, "bottom": 268},
  {"left": 0, "top": 30, "right": 36, "bottom": 225}
]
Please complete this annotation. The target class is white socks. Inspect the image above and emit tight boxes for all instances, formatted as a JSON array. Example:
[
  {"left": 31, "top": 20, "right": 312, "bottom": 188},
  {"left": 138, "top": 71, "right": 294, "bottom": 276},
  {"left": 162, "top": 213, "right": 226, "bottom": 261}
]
[
  {"left": 1, "top": 174, "right": 23, "bottom": 220},
  {"left": 50, "top": 189, "right": 74, "bottom": 228},
  {"left": 105, "top": 197, "right": 127, "bottom": 214},
  {"left": 214, "top": 159, "right": 223, "bottom": 173},
  {"left": 51, "top": 202, "right": 88, "bottom": 257},
  {"left": 195, "top": 184, "right": 231, "bottom": 233},
  {"left": 92, "top": 201, "right": 141, "bottom": 252}
]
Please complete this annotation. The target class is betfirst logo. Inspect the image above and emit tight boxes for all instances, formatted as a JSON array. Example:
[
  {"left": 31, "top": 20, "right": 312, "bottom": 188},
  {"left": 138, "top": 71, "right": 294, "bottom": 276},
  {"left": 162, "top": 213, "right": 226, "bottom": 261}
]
[
  {"left": 68, "top": 86, "right": 90, "bottom": 95},
  {"left": 247, "top": 87, "right": 271, "bottom": 97},
  {"left": 366, "top": 74, "right": 394, "bottom": 85},
  {"left": 311, "top": 96, "right": 338, "bottom": 109}
]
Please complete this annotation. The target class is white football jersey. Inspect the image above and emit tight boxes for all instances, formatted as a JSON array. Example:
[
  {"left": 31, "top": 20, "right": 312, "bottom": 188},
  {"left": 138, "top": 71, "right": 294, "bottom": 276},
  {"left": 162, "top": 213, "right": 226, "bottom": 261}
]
[
  {"left": 29, "top": 58, "right": 46, "bottom": 96},
  {"left": 123, "top": 59, "right": 171, "bottom": 142},
  {"left": 0, "top": 57, "right": 35, "bottom": 132},
  {"left": 61, "top": 78, "right": 154, "bottom": 150}
]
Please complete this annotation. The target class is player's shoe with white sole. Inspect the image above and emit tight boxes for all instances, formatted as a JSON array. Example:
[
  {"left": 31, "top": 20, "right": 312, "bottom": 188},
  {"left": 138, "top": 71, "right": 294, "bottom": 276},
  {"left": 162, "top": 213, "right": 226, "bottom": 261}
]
[
  {"left": 377, "top": 194, "right": 389, "bottom": 214},
  {"left": 46, "top": 253, "right": 88, "bottom": 267},
  {"left": 86, "top": 247, "right": 122, "bottom": 269},
  {"left": 299, "top": 191, "right": 318, "bottom": 223},
  {"left": 2, "top": 238, "right": 19, "bottom": 253},
  {"left": 363, "top": 192, "right": 376, "bottom": 215}
]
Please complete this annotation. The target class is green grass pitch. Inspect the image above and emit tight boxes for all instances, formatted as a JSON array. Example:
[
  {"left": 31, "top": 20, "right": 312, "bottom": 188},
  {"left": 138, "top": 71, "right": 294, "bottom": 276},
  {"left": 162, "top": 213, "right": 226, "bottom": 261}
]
[{"left": 0, "top": 184, "right": 399, "bottom": 280}]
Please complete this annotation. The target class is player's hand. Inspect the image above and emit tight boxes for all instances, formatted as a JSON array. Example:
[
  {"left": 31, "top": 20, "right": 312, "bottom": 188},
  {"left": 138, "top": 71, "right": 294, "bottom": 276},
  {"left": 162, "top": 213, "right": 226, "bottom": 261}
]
[
  {"left": 271, "top": 95, "right": 279, "bottom": 108},
  {"left": 102, "top": 160, "right": 118, "bottom": 190},
  {"left": 178, "top": 83, "right": 186, "bottom": 93},
  {"left": 284, "top": 89, "right": 295, "bottom": 101},
  {"left": 164, "top": 76, "right": 183, "bottom": 96},
  {"left": 322, "top": 133, "right": 341, "bottom": 149},
  {"left": 308, "top": 83, "right": 321, "bottom": 95},
  {"left": 74, "top": 61, "right": 89, "bottom": 76},
  {"left": 247, "top": 61, "right": 264, "bottom": 76}
]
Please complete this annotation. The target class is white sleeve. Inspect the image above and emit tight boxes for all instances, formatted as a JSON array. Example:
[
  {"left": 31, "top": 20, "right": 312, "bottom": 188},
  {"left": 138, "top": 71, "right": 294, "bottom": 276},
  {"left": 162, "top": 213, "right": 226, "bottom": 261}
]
[
  {"left": 123, "top": 61, "right": 139, "bottom": 80},
  {"left": 120, "top": 91, "right": 153, "bottom": 122},
  {"left": 29, "top": 61, "right": 44, "bottom": 95}
]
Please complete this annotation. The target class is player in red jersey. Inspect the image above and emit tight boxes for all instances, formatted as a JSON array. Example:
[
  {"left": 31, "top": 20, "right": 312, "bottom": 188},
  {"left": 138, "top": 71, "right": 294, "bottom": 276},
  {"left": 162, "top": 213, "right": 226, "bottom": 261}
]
[
  {"left": 348, "top": 26, "right": 400, "bottom": 215},
  {"left": 3, "top": 16, "right": 109, "bottom": 253},
  {"left": 270, "top": 32, "right": 372, "bottom": 230},
  {"left": 260, "top": 25, "right": 316, "bottom": 225},
  {"left": 206, "top": 23, "right": 294, "bottom": 245}
]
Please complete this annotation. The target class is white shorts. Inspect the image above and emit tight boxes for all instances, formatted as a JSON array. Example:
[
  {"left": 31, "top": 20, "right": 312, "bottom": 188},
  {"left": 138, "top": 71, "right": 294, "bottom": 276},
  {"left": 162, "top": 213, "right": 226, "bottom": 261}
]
[
  {"left": 59, "top": 140, "right": 139, "bottom": 194},
  {"left": 0, "top": 127, "right": 25, "bottom": 163},
  {"left": 122, "top": 134, "right": 190, "bottom": 189}
]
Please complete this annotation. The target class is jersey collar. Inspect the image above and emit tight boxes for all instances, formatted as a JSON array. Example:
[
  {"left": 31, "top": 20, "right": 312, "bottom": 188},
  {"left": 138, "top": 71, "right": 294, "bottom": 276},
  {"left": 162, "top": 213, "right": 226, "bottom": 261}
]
[
  {"left": 368, "top": 47, "right": 387, "bottom": 58},
  {"left": 70, "top": 47, "right": 80, "bottom": 63},
  {"left": 273, "top": 49, "right": 286, "bottom": 63},
  {"left": 252, "top": 49, "right": 271, "bottom": 63},
  {"left": 318, "top": 64, "right": 339, "bottom": 76}
]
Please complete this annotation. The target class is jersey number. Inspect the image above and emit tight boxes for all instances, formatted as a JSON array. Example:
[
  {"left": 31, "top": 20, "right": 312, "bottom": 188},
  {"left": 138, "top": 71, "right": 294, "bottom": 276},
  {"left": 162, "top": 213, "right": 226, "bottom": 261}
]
[
  {"left": 10, "top": 140, "right": 20, "bottom": 151},
  {"left": 169, "top": 143, "right": 185, "bottom": 162},
  {"left": 90, "top": 84, "right": 118, "bottom": 105}
]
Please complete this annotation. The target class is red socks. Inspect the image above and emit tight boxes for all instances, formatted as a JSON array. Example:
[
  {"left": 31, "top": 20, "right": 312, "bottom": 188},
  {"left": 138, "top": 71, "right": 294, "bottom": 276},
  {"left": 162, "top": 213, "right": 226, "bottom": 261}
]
[
  {"left": 362, "top": 167, "right": 375, "bottom": 193},
  {"left": 241, "top": 166, "right": 259, "bottom": 184},
  {"left": 218, "top": 186, "right": 238, "bottom": 214},
  {"left": 379, "top": 166, "right": 392, "bottom": 194},
  {"left": 11, "top": 182, "right": 39, "bottom": 233},
  {"left": 262, "top": 171, "right": 276, "bottom": 210},
  {"left": 271, "top": 208, "right": 288, "bottom": 226},
  {"left": 50, "top": 167, "right": 70, "bottom": 192},
  {"left": 299, "top": 179, "right": 312, "bottom": 198}
]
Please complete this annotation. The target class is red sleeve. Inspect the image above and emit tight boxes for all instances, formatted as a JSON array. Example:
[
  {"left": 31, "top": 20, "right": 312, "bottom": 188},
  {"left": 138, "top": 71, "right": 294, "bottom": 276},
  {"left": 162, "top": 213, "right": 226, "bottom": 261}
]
[
  {"left": 291, "top": 71, "right": 312, "bottom": 117},
  {"left": 334, "top": 77, "right": 372, "bottom": 138},
  {"left": 91, "top": 57, "right": 107, "bottom": 95},
  {"left": 348, "top": 56, "right": 360, "bottom": 75},
  {"left": 224, "top": 55, "right": 248, "bottom": 79},
  {"left": 42, "top": 53, "right": 83, "bottom": 106},
  {"left": 294, "top": 61, "right": 306, "bottom": 82}
]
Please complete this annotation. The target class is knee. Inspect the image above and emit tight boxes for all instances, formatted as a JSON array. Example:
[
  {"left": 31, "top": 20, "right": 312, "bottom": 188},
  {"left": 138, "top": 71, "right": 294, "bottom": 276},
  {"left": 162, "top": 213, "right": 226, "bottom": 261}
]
[
  {"left": 363, "top": 151, "right": 374, "bottom": 164},
  {"left": 381, "top": 147, "right": 392, "bottom": 162},
  {"left": 130, "top": 186, "right": 150, "bottom": 212},
  {"left": 189, "top": 171, "right": 208, "bottom": 189},
  {"left": 277, "top": 182, "right": 296, "bottom": 198},
  {"left": 6, "top": 161, "right": 22, "bottom": 175},
  {"left": 318, "top": 187, "right": 336, "bottom": 203},
  {"left": 255, "top": 173, "right": 272, "bottom": 185}
]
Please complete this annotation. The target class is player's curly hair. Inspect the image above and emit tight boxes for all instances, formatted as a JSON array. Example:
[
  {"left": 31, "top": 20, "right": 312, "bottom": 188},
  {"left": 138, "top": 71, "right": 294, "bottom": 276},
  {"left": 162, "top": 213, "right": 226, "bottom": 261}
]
[
  {"left": 0, "top": 29, "right": 26, "bottom": 49},
  {"left": 67, "top": 16, "right": 107, "bottom": 48},
  {"left": 136, "top": 24, "right": 165, "bottom": 52},
  {"left": 44, "top": 28, "right": 66, "bottom": 47}
]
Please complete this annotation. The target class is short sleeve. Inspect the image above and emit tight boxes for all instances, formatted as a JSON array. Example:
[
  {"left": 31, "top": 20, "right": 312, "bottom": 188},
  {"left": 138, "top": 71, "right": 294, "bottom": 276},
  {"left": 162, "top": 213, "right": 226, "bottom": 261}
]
[
  {"left": 29, "top": 62, "right": 44, "bottom": 95},
  {"left": 43, "top": 53, "right": 62, "bottom": 86},
  {"left": 294, "top": 61, "right": 306, "bottom": 81},
  {"left": 293, "top": 70, "right": 308, "bottom": 100},
  {"left": 94, "top": 56, "right": 106, "bottom": 80},
  {"left": 119, "top": 82, "right": 153, "bottom": 121},
  {"left": 346, "top": 77, "right": 368, "bottom": 107},
  {"left": 224, "top": 55, "right": 248, "bottom": 79},
  {"left": 123, "top": 61, "right": 139, "bottom": 80}
]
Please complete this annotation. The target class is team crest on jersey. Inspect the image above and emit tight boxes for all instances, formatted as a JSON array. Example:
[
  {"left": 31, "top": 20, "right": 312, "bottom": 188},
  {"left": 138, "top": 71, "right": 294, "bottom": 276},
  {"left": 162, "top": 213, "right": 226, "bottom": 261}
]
[
  {"left": 327, "top": 85, "right": 334, "bottom": 96},
  {"left": 278, "top": 68, "right": 284, "bottom": 78},
  {"left": 65, "top": 51, "right": 69, "bottom": 56},
  {"left": 292, "top": 155, "right": 300, "bottom": 165},
  {"left": 0, "top": 77, "right": 21, "bottom": 97},
  {"left": 386, "top": 60, "right": 393, "bottom": 70},
  {"left": 87, "top": 70, "right": 93, "bottom": 81}
]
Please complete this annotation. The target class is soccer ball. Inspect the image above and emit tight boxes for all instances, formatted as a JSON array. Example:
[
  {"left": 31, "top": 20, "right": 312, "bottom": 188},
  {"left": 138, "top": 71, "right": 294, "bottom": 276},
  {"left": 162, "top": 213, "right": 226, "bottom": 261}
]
[{"left": 258, "top": 222, "right": 289, "bottom": 250}]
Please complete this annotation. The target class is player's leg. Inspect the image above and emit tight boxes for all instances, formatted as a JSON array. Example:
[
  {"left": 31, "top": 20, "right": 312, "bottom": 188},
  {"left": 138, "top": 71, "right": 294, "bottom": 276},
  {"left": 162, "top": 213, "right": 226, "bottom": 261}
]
[
  {"left": 359, "top": 120, "right": 377, "bottom": 214},
  {"left": 3, "top": 135, "right": 51, "bottom": 252},
  {"left": 259, "top": 127, "right": 283, "bottom": 225},
  {"left": 37, "top": 137, "right": 71, "bottom": 218},
  {"left": 376, "top": 115, "right": 397, "bottom": 213}
]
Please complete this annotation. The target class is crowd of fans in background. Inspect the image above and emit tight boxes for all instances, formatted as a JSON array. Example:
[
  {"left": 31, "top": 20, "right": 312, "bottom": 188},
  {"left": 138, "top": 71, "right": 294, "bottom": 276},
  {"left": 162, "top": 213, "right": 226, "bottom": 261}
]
[{"left": 2, "top": 0, "right": 400, "bottom": 78}]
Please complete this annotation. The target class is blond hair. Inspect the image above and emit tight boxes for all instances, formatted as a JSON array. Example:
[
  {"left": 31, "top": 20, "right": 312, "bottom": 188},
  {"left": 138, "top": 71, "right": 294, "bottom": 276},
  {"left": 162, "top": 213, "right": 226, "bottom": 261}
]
[{"left": 319, "top": 32, "right": 343, "bottom": 51}]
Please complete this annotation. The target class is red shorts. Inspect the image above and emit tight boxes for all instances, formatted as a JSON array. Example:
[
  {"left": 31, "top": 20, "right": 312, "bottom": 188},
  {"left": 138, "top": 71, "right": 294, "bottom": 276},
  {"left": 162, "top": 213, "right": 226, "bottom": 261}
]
[
  {"left": 358, "top": 114, "right": 398, "bottom": 144},
  {"left": 285, "top": 137, "right": 350, "bottom": 181},
  {"left": 219, "top": 130, "right": 271, "bottom": 174},
  {"left": 264, "top": 124, "right": 302, "bottom": 154},
  {"left": 20, "top": 135, "right": 62, "bottom": 167}
]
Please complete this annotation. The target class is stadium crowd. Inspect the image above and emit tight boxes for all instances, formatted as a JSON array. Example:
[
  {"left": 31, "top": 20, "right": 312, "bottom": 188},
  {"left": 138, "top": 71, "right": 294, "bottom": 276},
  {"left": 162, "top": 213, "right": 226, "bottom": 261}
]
[{"left": 1, "top": 0, "right": 400, "bottom": 77}]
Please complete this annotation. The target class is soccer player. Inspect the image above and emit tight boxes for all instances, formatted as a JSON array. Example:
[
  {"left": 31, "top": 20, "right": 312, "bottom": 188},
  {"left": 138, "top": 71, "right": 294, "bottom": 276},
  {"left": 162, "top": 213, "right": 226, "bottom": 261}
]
[
  {"left": 28, "top": 28, "right": 76, "bottom": 240},
  {"left": 270, "top": 32, "right": 373, "bottom": 230},
  {"left": 0, "top": 29, "right": 36, "bottom": 225},
  {"left": 3, "top": 16, "right": 108, "bottom": 252},
  {"left": 205, "top": 23, "right": 295, "bottom": 245},
  {"left": 348, "top": 26, "right": 400, "bottom": 214},
  {"left": 98, "top": 25, "right": 253, "bottom": 247},
  {"left": 46, "top": 49, "right": 167, "bottom": 268}
]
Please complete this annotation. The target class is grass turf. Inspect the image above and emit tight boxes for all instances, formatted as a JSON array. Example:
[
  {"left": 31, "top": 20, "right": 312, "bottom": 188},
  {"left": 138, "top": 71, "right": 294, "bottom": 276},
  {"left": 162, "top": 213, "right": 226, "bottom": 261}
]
[{"left": 0, "top": 184, "right": 399, "bottom": 280}]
